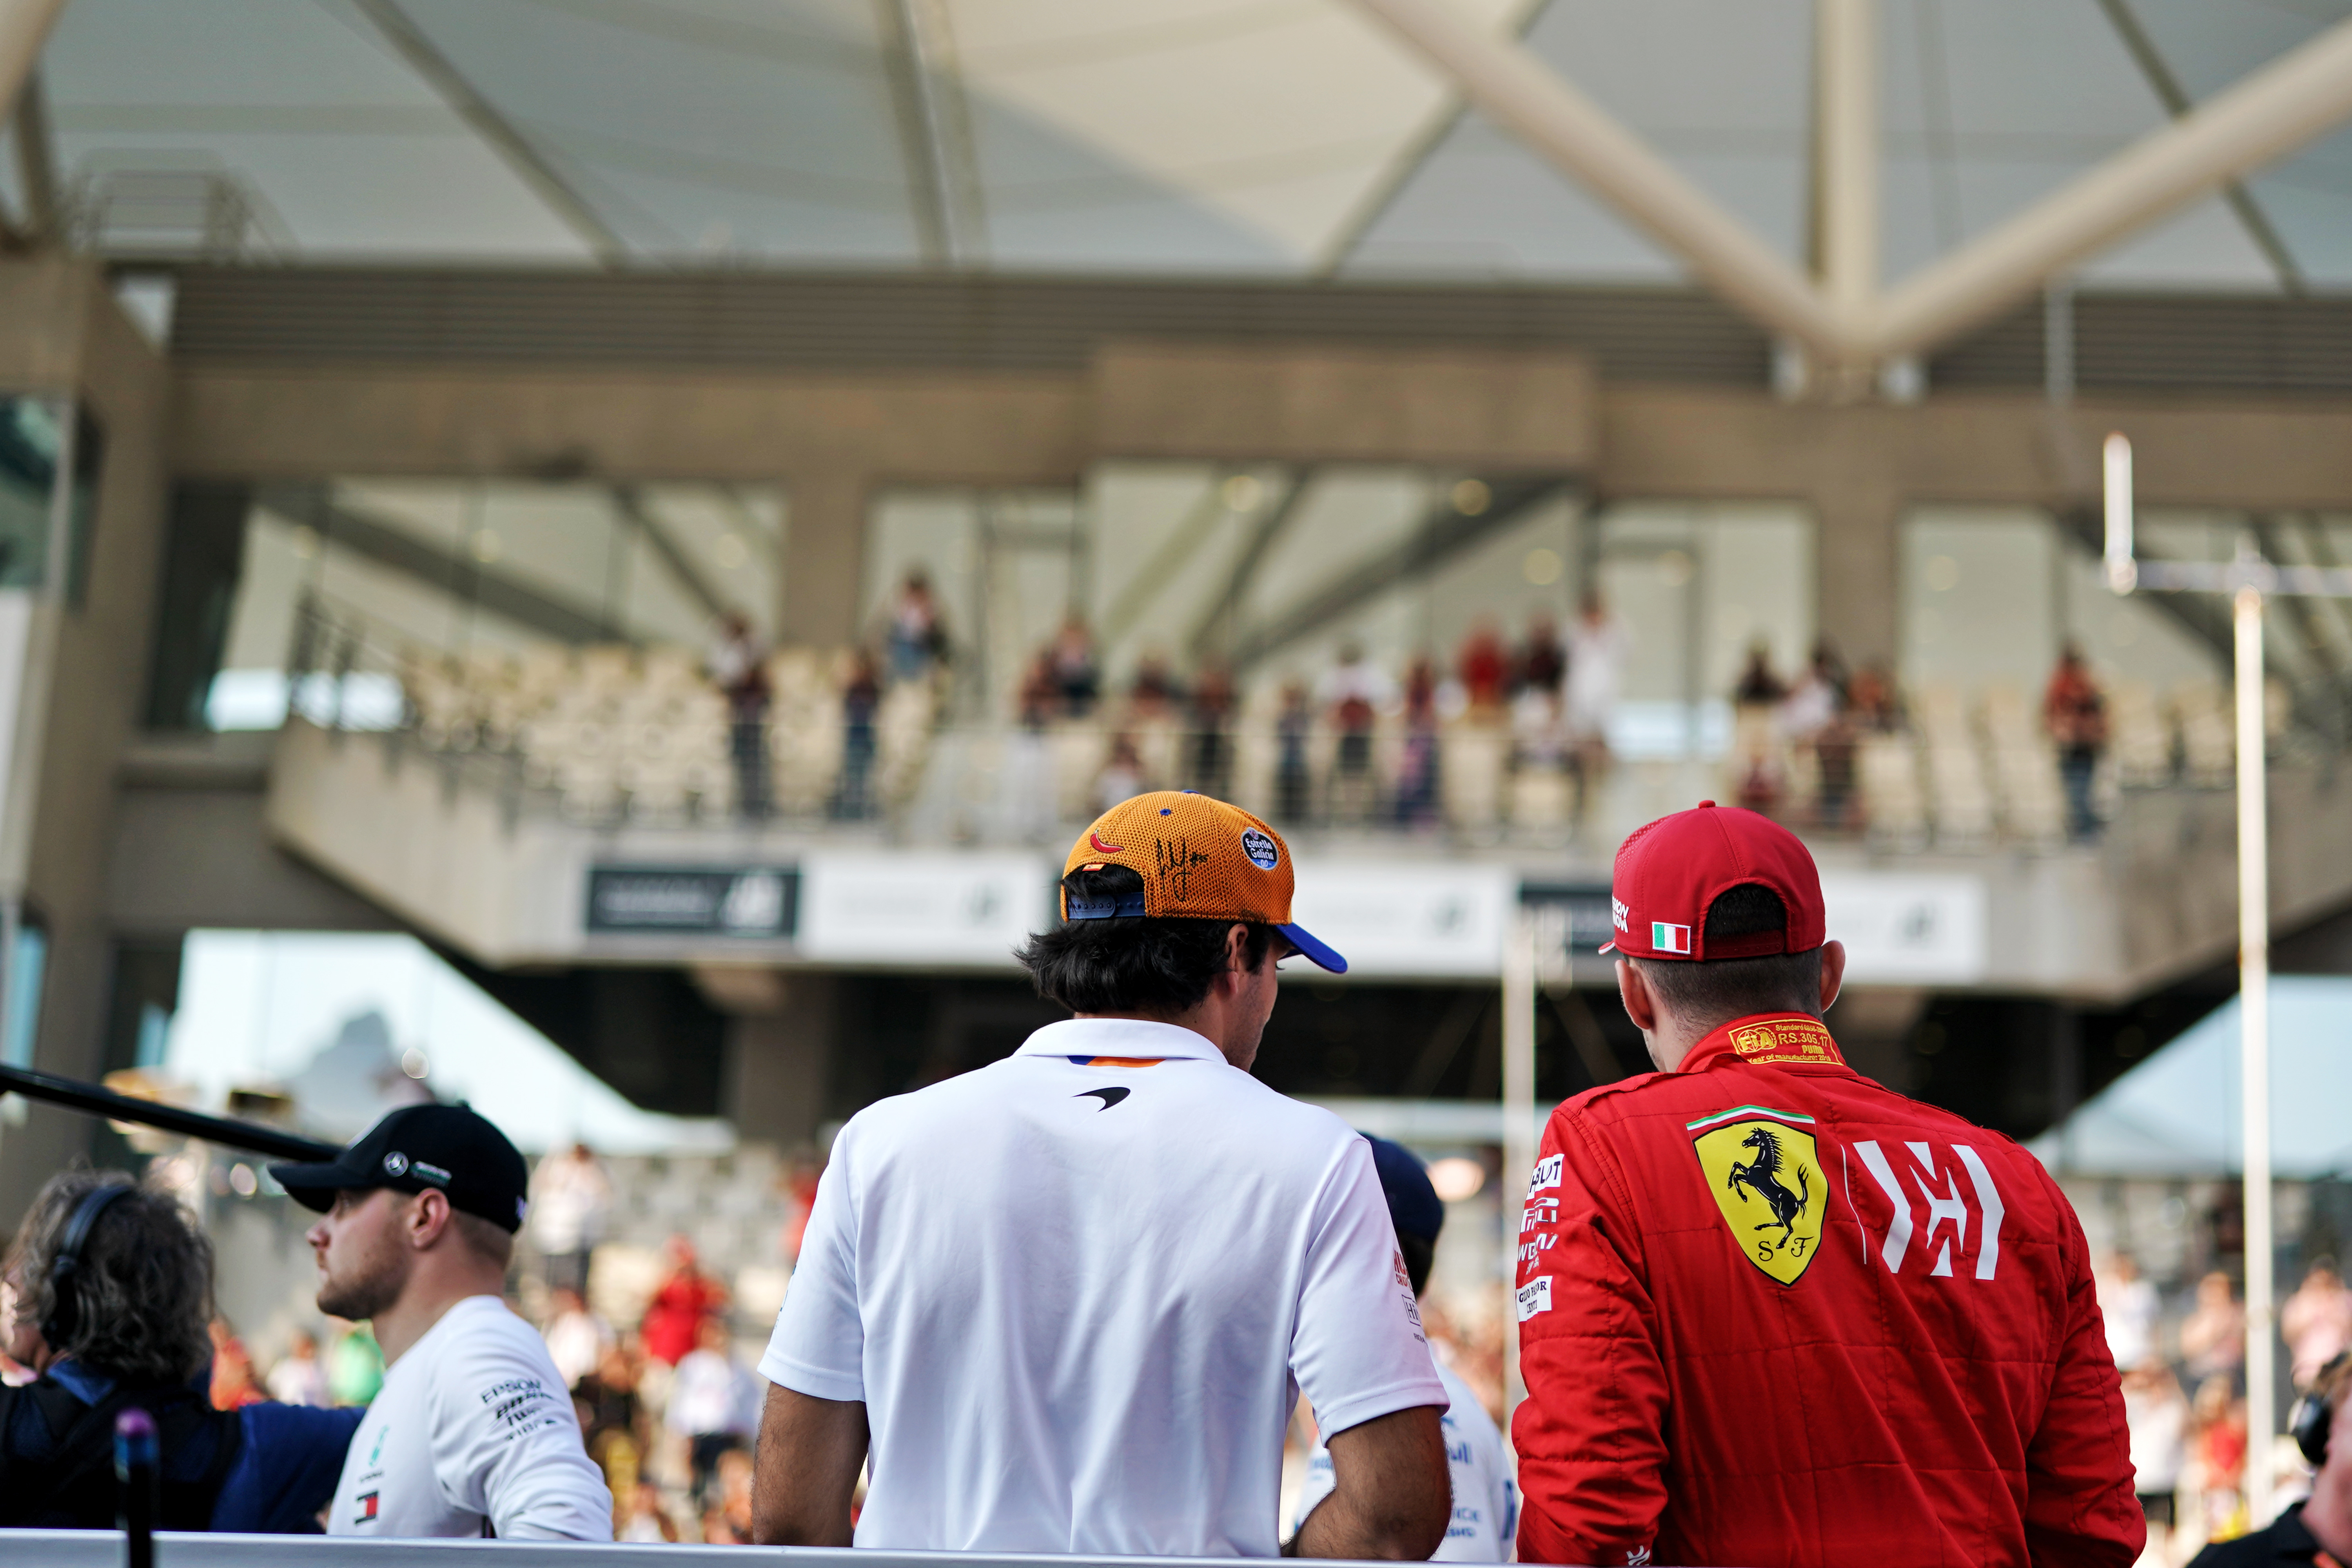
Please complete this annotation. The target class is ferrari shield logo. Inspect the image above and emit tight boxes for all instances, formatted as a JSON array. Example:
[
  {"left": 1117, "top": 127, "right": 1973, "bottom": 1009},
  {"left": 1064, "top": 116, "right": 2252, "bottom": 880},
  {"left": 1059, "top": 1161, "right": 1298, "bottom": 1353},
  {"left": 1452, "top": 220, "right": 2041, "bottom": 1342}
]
[{"left": 1689, "top": 1107, "right": 1826, "bottom": 1285}]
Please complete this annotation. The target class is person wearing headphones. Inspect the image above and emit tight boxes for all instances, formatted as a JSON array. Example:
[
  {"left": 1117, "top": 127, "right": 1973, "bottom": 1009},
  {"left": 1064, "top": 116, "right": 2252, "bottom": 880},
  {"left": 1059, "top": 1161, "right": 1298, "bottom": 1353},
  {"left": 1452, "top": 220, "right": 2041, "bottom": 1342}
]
[
  {"left": 0, "top": 1169, "right": 361, "bottom": 1530},
  {"left": 2189, "top": 1353, "right": 2352, "bottom": 1566}
]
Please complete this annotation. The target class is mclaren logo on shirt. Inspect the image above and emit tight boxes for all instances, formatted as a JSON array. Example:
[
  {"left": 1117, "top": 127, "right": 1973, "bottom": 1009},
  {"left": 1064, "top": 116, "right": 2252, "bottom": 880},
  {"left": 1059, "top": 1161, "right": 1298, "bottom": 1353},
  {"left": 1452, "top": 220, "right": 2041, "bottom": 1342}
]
[
  {"left": 1075, "top": 1087, "right": 1130, "bottom": 1110},
  {"left": 1688, "top": 1105, "right": 1826, "bottom": 1285}
]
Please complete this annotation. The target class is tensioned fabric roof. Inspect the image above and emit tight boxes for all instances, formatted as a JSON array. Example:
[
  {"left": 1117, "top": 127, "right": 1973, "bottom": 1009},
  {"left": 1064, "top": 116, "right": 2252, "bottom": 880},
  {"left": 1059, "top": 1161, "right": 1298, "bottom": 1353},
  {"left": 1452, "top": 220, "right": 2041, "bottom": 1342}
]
[
  {"left": 2029, "top": 976, "right": 2352, "bottom": 1180},
  {"left": 28, "top": 0, "right": 2352, "bottom": 285}
]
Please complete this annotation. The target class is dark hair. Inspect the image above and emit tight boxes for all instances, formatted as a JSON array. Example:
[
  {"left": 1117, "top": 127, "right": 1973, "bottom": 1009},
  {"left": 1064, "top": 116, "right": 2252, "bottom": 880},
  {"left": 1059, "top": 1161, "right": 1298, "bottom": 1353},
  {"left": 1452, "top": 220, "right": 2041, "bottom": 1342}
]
[
  {"left": 3, "top": 1169, "right": 214, "bottom": 1384},
  {"left": 1016, "top": 865, "right": 1275, "bottom": 1014},
  {"left": 1397, "top": 1232, "right": 1435, "bottom": 1298},
  {"left": 1631, "top": 884, "right": 1823, "bottom": 1031}
]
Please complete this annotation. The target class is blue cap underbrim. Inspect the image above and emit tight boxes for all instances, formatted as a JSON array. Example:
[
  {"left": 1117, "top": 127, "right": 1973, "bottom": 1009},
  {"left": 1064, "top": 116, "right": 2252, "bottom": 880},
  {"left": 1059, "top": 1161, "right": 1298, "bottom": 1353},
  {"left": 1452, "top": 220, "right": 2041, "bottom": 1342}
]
[{"left": 1277, "top": 922, "right": 1347, "bottom": 975}]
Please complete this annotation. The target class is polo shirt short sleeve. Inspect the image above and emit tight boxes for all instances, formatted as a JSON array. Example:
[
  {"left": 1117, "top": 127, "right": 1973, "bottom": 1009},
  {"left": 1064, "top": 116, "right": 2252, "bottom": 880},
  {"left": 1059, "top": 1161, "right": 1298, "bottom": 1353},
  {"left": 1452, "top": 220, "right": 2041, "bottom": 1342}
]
[{"left": 760, "top": 1016, "right": 1447, "bottom": 1557}]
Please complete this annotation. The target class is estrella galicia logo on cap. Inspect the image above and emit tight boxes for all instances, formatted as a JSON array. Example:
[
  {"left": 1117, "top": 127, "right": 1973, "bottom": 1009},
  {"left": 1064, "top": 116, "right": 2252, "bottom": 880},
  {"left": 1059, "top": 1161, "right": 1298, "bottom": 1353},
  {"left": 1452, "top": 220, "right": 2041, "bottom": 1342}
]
[
  {"left": 1240, "top": 827, "right": 1279, "bottom": 870},
  {"left": 382, "top": 1151, "right": 409, "bottom": 1178}
]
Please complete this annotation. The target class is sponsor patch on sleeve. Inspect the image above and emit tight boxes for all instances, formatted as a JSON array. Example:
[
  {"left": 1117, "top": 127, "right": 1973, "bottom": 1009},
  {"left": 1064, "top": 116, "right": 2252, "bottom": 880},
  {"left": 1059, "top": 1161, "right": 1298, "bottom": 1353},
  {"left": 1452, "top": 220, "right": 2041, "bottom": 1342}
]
[
  {"left": 1514, "top": 1277, "right": 1553, "bottom": 1321},
  {"left": 1526, "top": 1153, "right": 1563, "bottom": 1197}
]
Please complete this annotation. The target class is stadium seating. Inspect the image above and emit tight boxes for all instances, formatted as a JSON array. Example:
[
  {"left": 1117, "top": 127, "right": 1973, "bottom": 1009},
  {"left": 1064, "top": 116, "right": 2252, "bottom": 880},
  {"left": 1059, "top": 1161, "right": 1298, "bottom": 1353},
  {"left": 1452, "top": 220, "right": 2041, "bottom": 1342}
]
[{"left": 393, "top": 645, "right": 2232, "bottom": 853}]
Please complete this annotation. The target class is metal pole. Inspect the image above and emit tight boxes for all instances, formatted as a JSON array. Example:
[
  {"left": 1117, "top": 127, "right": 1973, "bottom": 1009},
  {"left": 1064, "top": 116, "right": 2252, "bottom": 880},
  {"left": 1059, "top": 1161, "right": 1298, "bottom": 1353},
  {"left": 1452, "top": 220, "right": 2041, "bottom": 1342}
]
[
  {"left": 1501, "top": 910, "right": 1538, "bottom": 1419},
  {"left": 2236, "top": 579, "right": 2276, "bottom": 1520}
]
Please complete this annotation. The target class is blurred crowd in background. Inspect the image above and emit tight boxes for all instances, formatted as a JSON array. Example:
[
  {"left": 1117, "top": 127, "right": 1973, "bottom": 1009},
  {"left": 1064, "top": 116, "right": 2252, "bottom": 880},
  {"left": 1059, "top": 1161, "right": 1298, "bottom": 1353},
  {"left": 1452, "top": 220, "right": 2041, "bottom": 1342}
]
[
  {"left": 2097, "top": 1249, "right": 2352, "bottom": 1564},
  {"left": 142, "top": 1140, "right": 1511, "bottom": 1545},
  {"left": 690, "top": 566, "right": 2123, "bottom": 844}
]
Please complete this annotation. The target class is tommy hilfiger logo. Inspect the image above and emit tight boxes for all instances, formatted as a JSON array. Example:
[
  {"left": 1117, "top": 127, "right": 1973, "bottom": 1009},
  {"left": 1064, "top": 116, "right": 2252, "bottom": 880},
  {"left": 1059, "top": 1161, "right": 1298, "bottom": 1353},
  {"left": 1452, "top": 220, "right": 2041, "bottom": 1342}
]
[
  {"left": 1651, "top": 921, "right": 1691, "bottom": 954},
  {"left": 354, "top": 1492, "right": 380, "bottom": 1525}
]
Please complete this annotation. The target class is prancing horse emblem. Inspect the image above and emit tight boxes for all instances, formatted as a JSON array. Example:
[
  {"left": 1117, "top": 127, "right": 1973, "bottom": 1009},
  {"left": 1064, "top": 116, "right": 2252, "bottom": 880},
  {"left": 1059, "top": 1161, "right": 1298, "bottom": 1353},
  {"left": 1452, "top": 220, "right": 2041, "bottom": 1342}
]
[
  {"left": 1688, "top": 1108, "right": 1826, "bottom": 1285},
  {"left": 1727, "top": 1126, "right": 1809, "bottom": 1248}
]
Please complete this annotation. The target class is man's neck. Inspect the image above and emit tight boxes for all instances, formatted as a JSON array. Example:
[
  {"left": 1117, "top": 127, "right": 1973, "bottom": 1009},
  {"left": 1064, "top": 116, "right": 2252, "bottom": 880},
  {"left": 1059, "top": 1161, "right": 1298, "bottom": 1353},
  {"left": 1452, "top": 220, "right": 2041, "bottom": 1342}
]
[
  {"left": 374, "top": 1272, "right": 507, "bottom": 1366},
  {"left": 1072, "top": 1009, "right": 1243, "bottom": 1068}
]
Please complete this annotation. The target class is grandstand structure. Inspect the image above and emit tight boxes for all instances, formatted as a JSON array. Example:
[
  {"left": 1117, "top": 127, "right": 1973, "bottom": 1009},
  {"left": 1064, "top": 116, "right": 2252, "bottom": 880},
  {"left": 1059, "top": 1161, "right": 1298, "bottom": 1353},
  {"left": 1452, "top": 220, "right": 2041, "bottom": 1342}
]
[{"left": 2, "top": 0, "right": 2352, "bottom": 1297}]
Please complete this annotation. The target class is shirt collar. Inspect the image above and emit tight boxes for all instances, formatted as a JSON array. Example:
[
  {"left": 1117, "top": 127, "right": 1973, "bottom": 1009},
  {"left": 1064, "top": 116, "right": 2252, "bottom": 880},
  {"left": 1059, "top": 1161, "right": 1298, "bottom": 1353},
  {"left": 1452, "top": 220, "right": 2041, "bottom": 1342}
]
[
  {"left": 1679, "top": 1012, "right": 1851, "bottom": 1074},
  {"left": 1015, "top": 1018, "right": 1228, "bottom": 1063}
]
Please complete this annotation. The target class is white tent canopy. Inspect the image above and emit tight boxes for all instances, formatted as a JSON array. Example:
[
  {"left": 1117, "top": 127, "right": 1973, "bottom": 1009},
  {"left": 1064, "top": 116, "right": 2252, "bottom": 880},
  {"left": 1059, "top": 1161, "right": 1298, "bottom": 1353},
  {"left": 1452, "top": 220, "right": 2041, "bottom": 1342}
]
[{"left": 2031, "top": 975, "right": 2352, "bottom": 1180}]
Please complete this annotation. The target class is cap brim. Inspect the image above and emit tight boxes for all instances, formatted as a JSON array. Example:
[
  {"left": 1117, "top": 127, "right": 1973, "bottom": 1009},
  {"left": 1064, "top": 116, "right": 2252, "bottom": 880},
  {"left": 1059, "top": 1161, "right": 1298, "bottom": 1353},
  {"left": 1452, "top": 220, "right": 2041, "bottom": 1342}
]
[
  {"left": 266, "top": 1158, "right": 371, "bottom": 1212},
  {"left": 1598, "top": 940, "right": 1618, "bottom": 954},
  {"left": 1276, "top": 922, "right": 1347, "bottom": 975}
]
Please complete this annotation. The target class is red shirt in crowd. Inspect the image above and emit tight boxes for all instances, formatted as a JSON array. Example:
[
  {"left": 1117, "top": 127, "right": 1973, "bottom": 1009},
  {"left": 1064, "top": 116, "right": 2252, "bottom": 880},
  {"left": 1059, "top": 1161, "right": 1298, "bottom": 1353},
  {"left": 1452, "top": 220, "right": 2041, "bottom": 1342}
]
[
  {"left": 641, "top": 1270, "right": 723, "bottom": 1366},
  {"left": 1512, "top": 1012, "right": 2141, "bottom": 1568}
]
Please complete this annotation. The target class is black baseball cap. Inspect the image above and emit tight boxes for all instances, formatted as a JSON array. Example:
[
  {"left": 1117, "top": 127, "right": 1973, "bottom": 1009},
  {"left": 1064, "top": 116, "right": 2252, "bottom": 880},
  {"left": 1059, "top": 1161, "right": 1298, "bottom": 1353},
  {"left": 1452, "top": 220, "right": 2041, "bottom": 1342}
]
[
  {"left": 269, "top": 1104, "right": 532, "bottom": 1234},
  {"left": 1361, "top": 1134, "right": 1445, "bottom": 1245}
]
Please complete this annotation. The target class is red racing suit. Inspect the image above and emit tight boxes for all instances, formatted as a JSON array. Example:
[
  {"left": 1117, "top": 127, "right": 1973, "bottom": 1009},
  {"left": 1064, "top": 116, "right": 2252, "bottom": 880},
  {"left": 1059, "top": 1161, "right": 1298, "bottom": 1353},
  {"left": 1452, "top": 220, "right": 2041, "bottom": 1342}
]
[{"left": 1513, "top": 1012, "right": 2141, "bottom": 1568}]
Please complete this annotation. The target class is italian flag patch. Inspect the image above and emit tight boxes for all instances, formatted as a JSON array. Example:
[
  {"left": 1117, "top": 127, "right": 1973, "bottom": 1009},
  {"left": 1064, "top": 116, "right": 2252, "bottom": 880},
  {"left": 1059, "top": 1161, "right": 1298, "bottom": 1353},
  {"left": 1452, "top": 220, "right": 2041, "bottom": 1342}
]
[{"left": 1652, "top": 921, "right": 1691, "bottom": 954}]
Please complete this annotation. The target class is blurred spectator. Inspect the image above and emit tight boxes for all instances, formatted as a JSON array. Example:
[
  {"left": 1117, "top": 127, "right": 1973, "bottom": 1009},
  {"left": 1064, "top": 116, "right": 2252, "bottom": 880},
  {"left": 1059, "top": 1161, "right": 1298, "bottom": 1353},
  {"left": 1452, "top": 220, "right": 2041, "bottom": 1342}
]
[
  {"left": 209, "top": 1319, "right": 265, "bottom": 1410},
  {"left": 1510, "top": 682, "right": 1569, "bottom": 774},
  {"left": 1564, "top": 592, "right": 1626, "bottom": 826},
  {"left": 884, "top": 569, "right": 946, "bottom": 686},
  {"left": 1846, "top": 660, "right": 1904, "bottom": 731},
  {"left": 325, "top": 1321, "right": 383, "bottom": 1407},
  {"left": 264, "top": 1329, "right": 328, "bottom": 1408},
  {"left": 619, "top": 1481, "right": 678, "bottom": 1544},
  {"left": 532, "top": 1141, "right": 613, "bottom": 1299},
  {"left": 2123, "top": 1360, "right": 2189, "bottom": 1546},
  {"left": 1518, "top": 613, "right": 1565, "bottom": 695},
  {"left": 778, "top": 1152, "right": 824, "bottom": 1265},
  {"left": 1128, "top": 653, "right": 1183, "bottom": 721},
  {"left": 640, "top": 1235, "right": 728, "bottom": 1368},
  {"left": 707, "top": 612, "right": 771, "bottom": 818},
  {"left": 704, "top": 1447, "right": 757, "bottom": 1544},
  {"left": 1319, "top": 643, "right": 1395, "bottom": 824},
  {"left": 2285, "top": 1260, "right": 2352, "bottom": 1390},
  {"left": 2192, "top": 1374, "right": 2249, "bottom": 1541},
  {"left": 1457, "top": 619, "right": 1509, "bottom": 713},
  {"left": 1733, "top": 642, "right": 1788, "bottom": 707},
  {"left": 667, "top": 1317, "right": 758, "bottom": 1508},
  {"left": 1050, "top": 615, "right": 1099, "bottom": 717},
  {"left": 1017, "top": 650, "right": 1058, "bottom": 730},
  {"left": 1275, "top": 680, "right": 1314, "bottom": 823},
  {"left": 1093, "top": 734, "right": 1148, "bottom": 813},
  {"left": 1188, "top": 664, "right": 1236, "bottom": 797},
  {"left": 837, "top": 649, "right": 880, "bottom": 819},
  {"left": 544, "top": 1285, "right": 615, "bottom": 1392},
  {"left": 1781, "top": 639, "right": 1847, "bottom": 744},
  {"left": 2182, "top": 1272, "right": 2248, "bottom": 1387},
  {"left": 1394, "top": 658, "right": 1441, "bottom": 828},
  {"left": 2043, "top": 642, "right": 2109, "bottom": 842},
  {"left": 576, "top": 1341, "right": 646, "bottom": 1507},
  {"left": 2098, "top": 1251, "right": 2161, "bottom": 1370}
]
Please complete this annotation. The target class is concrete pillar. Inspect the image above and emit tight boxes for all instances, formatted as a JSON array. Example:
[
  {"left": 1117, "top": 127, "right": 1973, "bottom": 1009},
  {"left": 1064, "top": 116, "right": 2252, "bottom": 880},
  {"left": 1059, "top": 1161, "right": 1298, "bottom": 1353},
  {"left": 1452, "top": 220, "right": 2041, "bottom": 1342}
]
[
  {"left": 1813, "top": 480, "right": 1903, "bottom": 670},
  {"left": 0, "top": 260, "right": 171, "bottom": 1214},
  {"left": 724, "top": 972, "right": 837, "bottom": 1148},
  {"left": 782, "top": 473, "right": 868, "bottom": 649}
]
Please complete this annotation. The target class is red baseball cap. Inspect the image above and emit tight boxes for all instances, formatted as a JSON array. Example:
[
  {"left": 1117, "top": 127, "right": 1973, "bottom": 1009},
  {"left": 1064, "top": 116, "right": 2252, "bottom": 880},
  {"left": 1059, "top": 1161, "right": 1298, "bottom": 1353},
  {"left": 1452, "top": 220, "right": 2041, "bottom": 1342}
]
[{"left": 1599, "top": 800, "right": 1827, "bottom": 960}]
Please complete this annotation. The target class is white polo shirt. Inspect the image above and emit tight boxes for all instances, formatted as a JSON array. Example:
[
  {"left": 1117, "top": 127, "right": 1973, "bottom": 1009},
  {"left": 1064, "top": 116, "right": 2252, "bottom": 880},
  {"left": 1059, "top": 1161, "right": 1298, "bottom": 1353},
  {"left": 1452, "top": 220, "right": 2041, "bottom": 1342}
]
[{"left": 760, "top": 1017, "right": 1448, "bottom": 1557}]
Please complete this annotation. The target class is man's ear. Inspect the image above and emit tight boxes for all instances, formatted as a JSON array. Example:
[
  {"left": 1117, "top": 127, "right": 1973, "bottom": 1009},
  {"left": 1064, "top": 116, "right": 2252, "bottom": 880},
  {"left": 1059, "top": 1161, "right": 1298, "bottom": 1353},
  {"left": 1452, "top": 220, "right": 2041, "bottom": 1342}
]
[
  {"left": 1616, "top": 958, "right": 1660, "bottom": 1033},
  {"left": 405, "top": 1189, "right": 454, "bottom": 1251},
  {"left": 1817, "top": 940, "right": 1847, "bottom": 1015}
]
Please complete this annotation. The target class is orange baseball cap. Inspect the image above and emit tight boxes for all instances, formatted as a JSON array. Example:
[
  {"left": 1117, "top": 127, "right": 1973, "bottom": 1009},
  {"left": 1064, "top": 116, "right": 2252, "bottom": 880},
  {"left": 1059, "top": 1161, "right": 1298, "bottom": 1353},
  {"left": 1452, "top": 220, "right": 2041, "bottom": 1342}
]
[{"left": 1061, "top": 791, "right": 1346, "bottom": 973}]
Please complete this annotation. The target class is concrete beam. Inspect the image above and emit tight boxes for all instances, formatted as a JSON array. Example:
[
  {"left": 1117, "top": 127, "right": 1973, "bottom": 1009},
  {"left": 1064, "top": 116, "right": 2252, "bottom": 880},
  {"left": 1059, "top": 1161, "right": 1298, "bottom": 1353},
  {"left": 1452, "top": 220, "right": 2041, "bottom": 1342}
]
[
  {"left": 1347, "top": 0, "right": 1856, "bottom": 361},
  {"left": 1871, "top": 11, "right": 2352, "bottom": 356},
  {"left": 0, "top": 0, "right": 66, "bottom": 129},
  {"left": 1090, "top": 341, "right": 1597, "bottom": 468}
]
